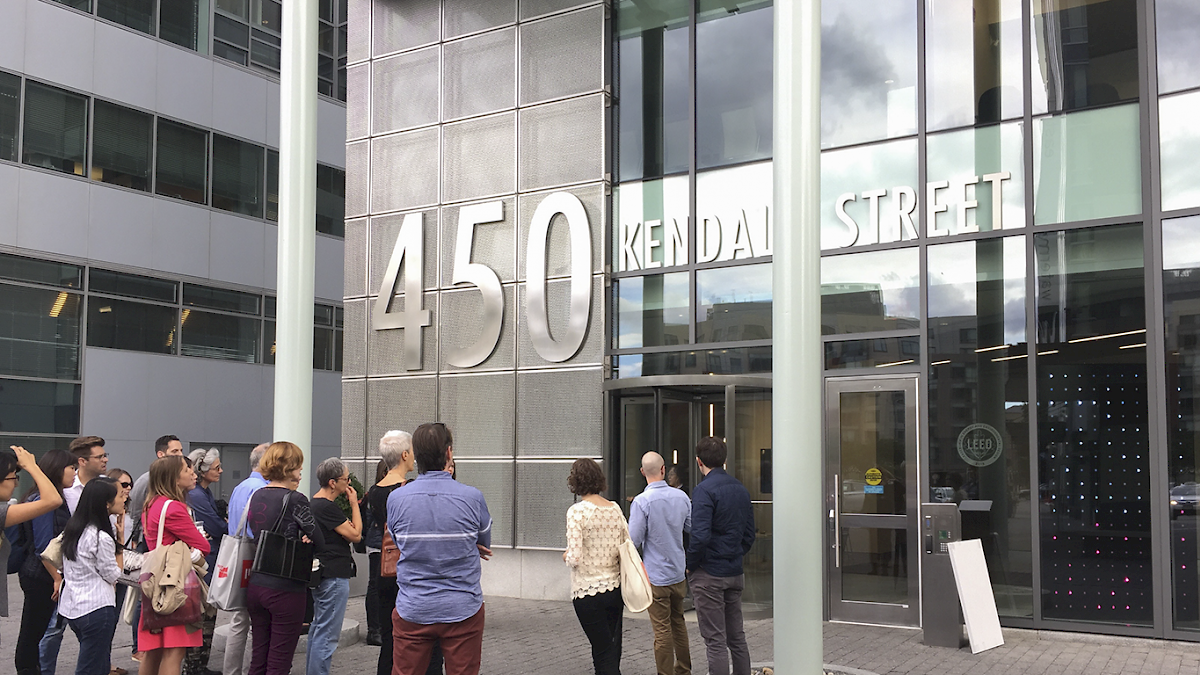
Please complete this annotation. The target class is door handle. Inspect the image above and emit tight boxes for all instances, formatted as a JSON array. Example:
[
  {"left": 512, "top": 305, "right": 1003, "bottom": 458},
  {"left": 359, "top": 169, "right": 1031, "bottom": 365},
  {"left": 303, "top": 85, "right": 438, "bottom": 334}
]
[{"left": 832, "top": 473, "right": 840, "bottom": 568}]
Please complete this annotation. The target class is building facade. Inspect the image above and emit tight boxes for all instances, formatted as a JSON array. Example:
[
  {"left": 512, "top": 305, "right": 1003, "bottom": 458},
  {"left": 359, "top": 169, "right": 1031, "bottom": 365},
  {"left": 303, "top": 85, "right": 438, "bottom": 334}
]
[
  {"left": 346, "top": 0, "right": 1200, "bottom": 639},
  {"left": 0, "top": 0, "right": 348, "bottom": 496}
]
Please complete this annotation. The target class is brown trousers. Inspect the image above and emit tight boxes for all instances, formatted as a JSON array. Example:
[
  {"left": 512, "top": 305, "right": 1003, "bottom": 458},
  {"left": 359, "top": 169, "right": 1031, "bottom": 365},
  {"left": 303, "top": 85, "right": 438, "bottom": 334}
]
[
  {"left": 648, "top": 580, "right": 692, "bottom": 675},
  {"left": 391, "top": 605, "right": 485, "bottom": 675}
]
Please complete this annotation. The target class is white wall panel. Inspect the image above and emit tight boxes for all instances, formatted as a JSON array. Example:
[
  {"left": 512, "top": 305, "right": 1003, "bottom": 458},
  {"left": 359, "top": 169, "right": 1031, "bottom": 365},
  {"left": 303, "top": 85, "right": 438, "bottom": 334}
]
[
  {"left": 209, "top": 212, "right": 266, "bottom": 288},
  {"left": 92, "top": 22, "right": 156, "bottom": 111},
  {"left": 266, "top": 81, "right": 281, "bottom": 148},
  {"left": 318, "top": 98, "right": 348, "bottom": 168},
  {"left": 17, "top": 171, "right": 90, "bottom": 258},
  {"left": 87, "top": 186, "right": 155, "bottom": 268},
  {"left": 314, "top": 234, "right": 345, "bottom": 302},
  {"left": 152, "top": 197, "right": 210, "bottom": 279},
  {"left": 202, "top": 357, "right": 268, "bottom": 440},
  {"left": 0, "top": 0, "right": 26, "bottom": 72},
  {"left": 23, "top": 0, "right": 94, "bottom": 92},
  {"left": 0, "top": 164, "right": 18, "bottom": 246},
  {"left": 212, "top": 64, "right": 269, "bottom": 144},
  {"left": 156, "top": 43, "right": 213, "bottom": 128},
  {"left": 81, "top": 348, "right": 152, "bottom": 447},
  {"left": 262, "top": 224, "right": 278, "bottom": 291}
]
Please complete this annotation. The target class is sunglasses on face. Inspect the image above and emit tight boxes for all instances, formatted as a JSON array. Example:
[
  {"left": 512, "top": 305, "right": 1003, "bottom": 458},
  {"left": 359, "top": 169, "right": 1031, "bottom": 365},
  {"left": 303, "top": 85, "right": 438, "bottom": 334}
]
[{"left": 119, "top": 481, "right": 132, "bottom": 489}]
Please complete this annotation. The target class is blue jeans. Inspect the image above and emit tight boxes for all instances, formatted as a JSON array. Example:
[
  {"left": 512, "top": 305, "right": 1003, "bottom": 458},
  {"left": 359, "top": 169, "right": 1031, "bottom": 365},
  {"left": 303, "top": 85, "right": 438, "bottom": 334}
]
[
  {"left": 39, "top": 608, "right": 66, "bottom": 675},
  {"left": 306, "top": 576, "right": 350, "bottom": 675},
  {"left": 66, "top": 606, "right": 117, "bottom": 675}
]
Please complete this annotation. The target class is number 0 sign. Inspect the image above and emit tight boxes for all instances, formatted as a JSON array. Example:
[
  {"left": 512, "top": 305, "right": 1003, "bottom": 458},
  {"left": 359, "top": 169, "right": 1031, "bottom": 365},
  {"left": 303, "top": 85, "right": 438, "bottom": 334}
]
[{"left": 372, "top": 191, "right": 593, "bottom": 370}]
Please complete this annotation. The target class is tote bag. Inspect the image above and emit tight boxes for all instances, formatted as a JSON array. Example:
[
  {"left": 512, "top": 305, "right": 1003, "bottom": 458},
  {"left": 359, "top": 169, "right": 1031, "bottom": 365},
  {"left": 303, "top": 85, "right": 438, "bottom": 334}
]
[
  {"left": 618, "top": 538, "right": 653, "bottom": 613},
  {"left": 138, "top": 500, "right": 205, "bottom": 629},
  {"left": 250, "top": 491, "right": 314, "bottom": 584},
  {"left": 208, "top": 499, "right": 257, "bottom": 611}
]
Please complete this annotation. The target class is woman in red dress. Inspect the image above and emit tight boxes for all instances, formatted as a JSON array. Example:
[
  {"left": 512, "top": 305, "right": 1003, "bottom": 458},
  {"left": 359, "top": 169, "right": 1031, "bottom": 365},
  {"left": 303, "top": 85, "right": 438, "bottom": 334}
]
[{"left": 138, "top": 456, "right": 211, "bottom": 675}]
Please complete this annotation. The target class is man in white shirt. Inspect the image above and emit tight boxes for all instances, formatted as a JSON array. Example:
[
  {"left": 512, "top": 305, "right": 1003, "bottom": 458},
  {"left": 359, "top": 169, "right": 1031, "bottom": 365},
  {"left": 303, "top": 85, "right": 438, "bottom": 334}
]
[{"left": 64, "top": 436, "right": 107, "bottom": 515}]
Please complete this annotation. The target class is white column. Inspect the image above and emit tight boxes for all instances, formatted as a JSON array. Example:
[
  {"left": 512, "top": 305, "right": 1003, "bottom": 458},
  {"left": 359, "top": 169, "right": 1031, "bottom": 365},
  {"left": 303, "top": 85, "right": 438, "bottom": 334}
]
[
  {"left": 773, "top": 0, "right": 824, "bottom": 673},
  {"left": 274, "top": 0, "right": 318, "bottom": 496}
]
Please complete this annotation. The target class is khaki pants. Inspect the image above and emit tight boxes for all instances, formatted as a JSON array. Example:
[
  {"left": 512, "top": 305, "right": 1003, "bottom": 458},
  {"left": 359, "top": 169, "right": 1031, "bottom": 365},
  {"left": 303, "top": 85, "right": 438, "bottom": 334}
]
[{"left": 648, "top": 580, "right": 692, "bottom": 675}]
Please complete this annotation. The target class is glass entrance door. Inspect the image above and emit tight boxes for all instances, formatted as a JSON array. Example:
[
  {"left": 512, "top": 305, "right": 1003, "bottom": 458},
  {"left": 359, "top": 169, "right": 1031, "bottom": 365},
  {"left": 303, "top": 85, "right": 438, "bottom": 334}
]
[{"left": 826, "top": 376, "right": 920, "bottom": 625}]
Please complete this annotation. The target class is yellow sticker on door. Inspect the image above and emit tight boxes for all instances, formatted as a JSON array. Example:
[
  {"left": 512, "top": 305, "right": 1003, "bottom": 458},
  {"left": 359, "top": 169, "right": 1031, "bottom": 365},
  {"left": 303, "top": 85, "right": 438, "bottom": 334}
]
[{"left": 865, "top": 468, "right": 883, "bottom": 486}]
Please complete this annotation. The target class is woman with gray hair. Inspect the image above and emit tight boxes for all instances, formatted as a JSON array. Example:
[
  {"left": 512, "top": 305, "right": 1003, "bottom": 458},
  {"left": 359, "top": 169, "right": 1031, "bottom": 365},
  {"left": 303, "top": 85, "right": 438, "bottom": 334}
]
[
  {"left": 308, "top": 456, "right": 362, "bottom": 675},
  {"left": 186, "top": 448, "right": 226, "bottom": 675}
]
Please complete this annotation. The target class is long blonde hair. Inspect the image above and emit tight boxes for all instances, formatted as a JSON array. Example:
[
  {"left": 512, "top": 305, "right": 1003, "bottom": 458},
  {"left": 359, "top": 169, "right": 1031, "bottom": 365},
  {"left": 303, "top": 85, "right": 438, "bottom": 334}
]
[{"left": 143, "top": 456, "right": 191, "bottom": 517}]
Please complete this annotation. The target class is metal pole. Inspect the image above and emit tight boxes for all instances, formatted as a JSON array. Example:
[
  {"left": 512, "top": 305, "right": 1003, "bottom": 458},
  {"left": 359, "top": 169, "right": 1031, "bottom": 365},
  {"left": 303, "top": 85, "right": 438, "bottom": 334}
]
[
  {"left": 773, "top": 0, "right": 823, "bottom": 673},
  {"left": 274, "top": 0, "right": 318, "bottom": 497}
]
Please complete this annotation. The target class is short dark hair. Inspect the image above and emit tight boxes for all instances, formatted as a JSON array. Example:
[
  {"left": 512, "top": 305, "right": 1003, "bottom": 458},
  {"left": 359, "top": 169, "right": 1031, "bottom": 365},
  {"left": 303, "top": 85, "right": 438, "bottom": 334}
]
[
  {"left": 412, "top": 423, "right": 452, "bottom": 474},
  {"left": 154, "top": 435, "right": 179, "bottom": 456},
  {"left": 695, "top": 437, "right": 727, "bottom": 469},
  {"left": 69, "top": 436, "right": 105, "bottom": 462},
  {"left": 567, "top": 458, "right": 606, "bottom": 496},
  {"left": 0, "top": 451, "right": 19, "bottom": 481}
]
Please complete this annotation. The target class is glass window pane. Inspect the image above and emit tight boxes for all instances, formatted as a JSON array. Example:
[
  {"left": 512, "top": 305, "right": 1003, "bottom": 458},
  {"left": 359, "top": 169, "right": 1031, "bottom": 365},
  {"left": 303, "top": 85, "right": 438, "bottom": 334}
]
[
  {"left": 927, "top": 236, "right": 1031, "bottom": 617},
  {"left": 22, "top": 82, "right": 87, "bottom": 177},
  {"left": 0, "top": 283, "right": 81, "bottom": 380},
  {"left": 616, "top": 2, "right": 688, "bottom": 181},
  {"left": 254, "top": 0, "right": 282, "bottom": 32},
  {"left": 0, "top": 379, "right": 80, "bottom": 435},
  {"left": 927, "top": 123, "right": 1024, "bottom": 234},
  {"left": 216, "top": 0, "right": 247, "bottom": 20},
  {"left": 184, "top": 284, "right": 260, "bottom": 315},
  {"left": 316, "top": 164, "right": 345, "bottom": 236},
  {"left": 89, "top": 269, "right": 177, "bottom": 303},
  {"left": 91, "top": 100, "right": 152, "bottom": 191},
  {"left": 263, "top": 319, "right": 275, "bottom": 363},
  {"left": 614, "top": 175, "right": 689, "bottom": 272},
  {"left": 614, "top": 347, "right": 771, "bottom": 378},
  {"left": 1035, "top": 223, "right": 1150, "bottom": 625},
  {"left": 50, "top": 0, "right": 91, "bottom": 11},
  {"left": 263, "top": 295, "right": 276, "bottom": 318},
  {"left": 215, "top": 13, "right": 250, "bottom": 47},
  {"left": 1159, "top": 90, "right": 1200, "bottom": 213},
  {"left": 696, "top": 1, "right": 773, "bottom": 169},
  {"left": 251, "top": 39, "right": 282, "bottom": 71},
  {"left": 212, "top": 134, "right": 264, "bottom": 217},
  {"left": 1033, "top": 103, "right": 1140, "bottom": 225},
  {"left": 0, "top": 253, "right": 82, "bottom": 288},
  {"left": 180, "top": 310, "right": 260, "bottom": 362},
  {"left": 266, "top": 150, "right": 279, "bottom": 221},
  {"left": 160, "top": 0, "right": 203, "bottom": 51},
  {"left": 821, "top": 247, "right": 920, "bottom": 334},
  {"left": 821, "top": 0, "right": 917, "bottom": 148},
  {"left": 926, "top": 0, "right": 1022, "bottom": 130},
  {"left": 696, "top": 162, "right": 774, "bottom": 264},
  {"left": 1156, "top": 0, "right": 1200, "bottom": 94},
  {"left": 0, "top": 71, "right": 18, "bottom": 162},
  {"left": 87, "top": 297, "right": 177, "bottom": 354},
  {"left": 1165, "top": 215, "right": 1200, "bottom": 630},
  {"left": 213, "top": 41, "right": 249, "bottom": 66},
  {"left": 314, "top": 304, "right": 334, "bottom": 326},
  {"left": 1031, "top": 0, "right": 1139, "bottom": 114},
  {"left": 824, "top": 336, "right": 920, "bottom": 370},
  {"left": 820, "top": 138, "right": 919, "bottom": 250},
  {"left": 156, "top": 119, "right": 209, "bottom": 204},
  {"left": 696, "top": 263, "right": 772, "bottom": 343},
  {"left": 98, "top": 0, "right": 155, "bottom": 34},
  {"left": 314, "top": 326, "right": 335, "bottom": 369},
  {"left": 615, "top": 272, "right": 688, "bottom": 349}
]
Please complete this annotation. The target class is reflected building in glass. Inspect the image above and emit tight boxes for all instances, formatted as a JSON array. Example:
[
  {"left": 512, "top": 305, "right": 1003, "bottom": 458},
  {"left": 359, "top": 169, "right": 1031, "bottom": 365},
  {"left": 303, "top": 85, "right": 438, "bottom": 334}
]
[{"left": 334, "top": 0, "right": 1200, "bottom": 641}]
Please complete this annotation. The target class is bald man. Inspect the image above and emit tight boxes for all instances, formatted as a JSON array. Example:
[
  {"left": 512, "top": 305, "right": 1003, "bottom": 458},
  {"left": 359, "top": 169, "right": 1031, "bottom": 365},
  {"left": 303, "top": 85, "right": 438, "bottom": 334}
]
[{"left": 629, "top": 451, "right": 693, "bottom": 675}]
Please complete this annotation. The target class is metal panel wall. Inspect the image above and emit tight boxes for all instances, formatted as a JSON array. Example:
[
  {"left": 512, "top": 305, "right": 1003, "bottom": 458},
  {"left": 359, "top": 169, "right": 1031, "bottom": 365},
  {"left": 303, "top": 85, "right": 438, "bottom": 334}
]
[{"left": 343, "top": 0, "right": 607, "bottom": 549}]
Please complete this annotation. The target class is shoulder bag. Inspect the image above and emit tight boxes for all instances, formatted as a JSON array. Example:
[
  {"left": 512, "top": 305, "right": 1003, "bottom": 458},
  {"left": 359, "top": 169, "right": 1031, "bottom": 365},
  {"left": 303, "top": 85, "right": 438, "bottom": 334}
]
[
  {"left": 207, "top": 499, "right": 257, "bottom": 610},
  {"left": 618, "top": 514, "right": 652, "bottom": 613},
  {"left": 250, "top": 490, "right": 314, "bottom": 584},
  {"left": 379, "top": 481, "right": 405, "bottom": 578},
  {"left": 139, "top": 499, "right": 206, "bottom": 630}
]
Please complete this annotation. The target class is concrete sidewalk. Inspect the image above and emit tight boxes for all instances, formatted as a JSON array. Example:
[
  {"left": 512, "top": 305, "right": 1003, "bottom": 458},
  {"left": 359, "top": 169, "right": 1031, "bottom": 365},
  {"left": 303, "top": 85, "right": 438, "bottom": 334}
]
[{"left": 6, "top": 574, "right": 1200, "bottom": 675}]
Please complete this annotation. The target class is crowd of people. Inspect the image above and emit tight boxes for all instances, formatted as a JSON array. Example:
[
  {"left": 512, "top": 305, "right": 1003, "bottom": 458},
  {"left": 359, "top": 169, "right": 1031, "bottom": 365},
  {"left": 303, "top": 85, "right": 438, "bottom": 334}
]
[{"left": 0, "top": 426, "right": 758, "bottom": 675}]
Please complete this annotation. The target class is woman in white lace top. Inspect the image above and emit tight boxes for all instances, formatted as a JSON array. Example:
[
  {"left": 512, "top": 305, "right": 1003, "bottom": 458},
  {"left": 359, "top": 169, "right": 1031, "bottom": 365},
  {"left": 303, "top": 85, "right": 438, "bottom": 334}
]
[{"left": 564, "top": 458, "right": 627, "bottom": 675}]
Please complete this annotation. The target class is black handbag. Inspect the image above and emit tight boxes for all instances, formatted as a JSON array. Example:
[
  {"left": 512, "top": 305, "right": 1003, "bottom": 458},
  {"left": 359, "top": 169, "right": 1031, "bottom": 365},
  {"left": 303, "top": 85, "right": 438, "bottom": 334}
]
[{"left": 250, "top": 491, "right": 314, "bottom": 584}]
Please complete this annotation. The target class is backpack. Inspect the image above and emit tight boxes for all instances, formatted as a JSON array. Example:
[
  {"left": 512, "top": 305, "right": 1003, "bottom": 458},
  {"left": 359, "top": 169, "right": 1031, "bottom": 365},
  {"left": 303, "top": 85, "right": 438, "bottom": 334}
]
[{"left": 5, "top": 522, "right": 30, "bottom": 575}]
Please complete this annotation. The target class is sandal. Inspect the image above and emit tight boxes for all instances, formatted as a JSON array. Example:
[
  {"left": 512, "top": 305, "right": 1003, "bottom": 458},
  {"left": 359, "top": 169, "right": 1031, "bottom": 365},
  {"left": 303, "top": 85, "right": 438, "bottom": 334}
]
[{"left": 110, "top": 669, "right": 129, "bottom": 675}]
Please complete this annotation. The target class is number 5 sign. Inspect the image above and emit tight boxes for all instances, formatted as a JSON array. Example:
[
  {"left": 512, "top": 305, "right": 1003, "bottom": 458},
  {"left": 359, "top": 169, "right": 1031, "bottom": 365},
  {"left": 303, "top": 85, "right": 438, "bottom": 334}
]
[{"left": 372, "top": 191, "right": 593, "bottom": 370}]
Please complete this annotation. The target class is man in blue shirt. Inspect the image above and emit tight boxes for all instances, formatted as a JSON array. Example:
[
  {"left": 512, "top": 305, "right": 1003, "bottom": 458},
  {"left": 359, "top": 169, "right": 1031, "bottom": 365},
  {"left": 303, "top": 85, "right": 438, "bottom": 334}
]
[
  {"left": 630, "top": 451, "right": 693, "bottom": 675},
  {"left": 686, "top": 437, "right": 755, "bottom": 675},
  {"left": 388, "top": 422, "right": 492, "bottom": 675},
  {"left": 221, "top": 442, "right": 269, "bottom": 675}
]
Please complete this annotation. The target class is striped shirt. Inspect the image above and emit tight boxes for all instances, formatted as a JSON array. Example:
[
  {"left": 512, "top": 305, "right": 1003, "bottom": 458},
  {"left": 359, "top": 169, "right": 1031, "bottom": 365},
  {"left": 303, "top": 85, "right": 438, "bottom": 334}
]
[
  {"left": 58, "top": 525, "right": 121, "bottom": 620},
  {"left": 387, "top": 471, "right": 492, "bottom": 625}
]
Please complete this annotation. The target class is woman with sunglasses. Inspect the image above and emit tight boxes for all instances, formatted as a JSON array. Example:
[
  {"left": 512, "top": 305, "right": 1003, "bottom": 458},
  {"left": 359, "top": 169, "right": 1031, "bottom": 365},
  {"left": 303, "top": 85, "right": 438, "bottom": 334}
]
[{"left": 105, "top": 468, "right": 134, "bottom": 675}]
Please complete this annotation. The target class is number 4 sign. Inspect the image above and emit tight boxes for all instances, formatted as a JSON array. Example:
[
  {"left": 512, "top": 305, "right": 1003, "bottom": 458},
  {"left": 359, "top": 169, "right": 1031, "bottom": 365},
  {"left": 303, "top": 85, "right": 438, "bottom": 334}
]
[{"left": 372, "top": 191, "right": 593, "bottom": 370}]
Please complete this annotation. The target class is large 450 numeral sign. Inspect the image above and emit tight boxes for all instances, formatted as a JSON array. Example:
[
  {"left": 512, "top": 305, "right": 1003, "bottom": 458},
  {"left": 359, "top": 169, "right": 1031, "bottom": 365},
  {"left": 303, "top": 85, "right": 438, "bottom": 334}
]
[{"left": 372, "top": 191, "right": 593, "bottom": 370}]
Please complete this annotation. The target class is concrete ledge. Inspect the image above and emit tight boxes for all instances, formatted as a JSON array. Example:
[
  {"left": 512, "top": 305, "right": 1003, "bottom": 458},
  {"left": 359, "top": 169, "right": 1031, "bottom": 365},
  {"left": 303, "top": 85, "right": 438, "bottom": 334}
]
[{"left": 213, "top": 618, "right": 361, "bottom": 653}]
